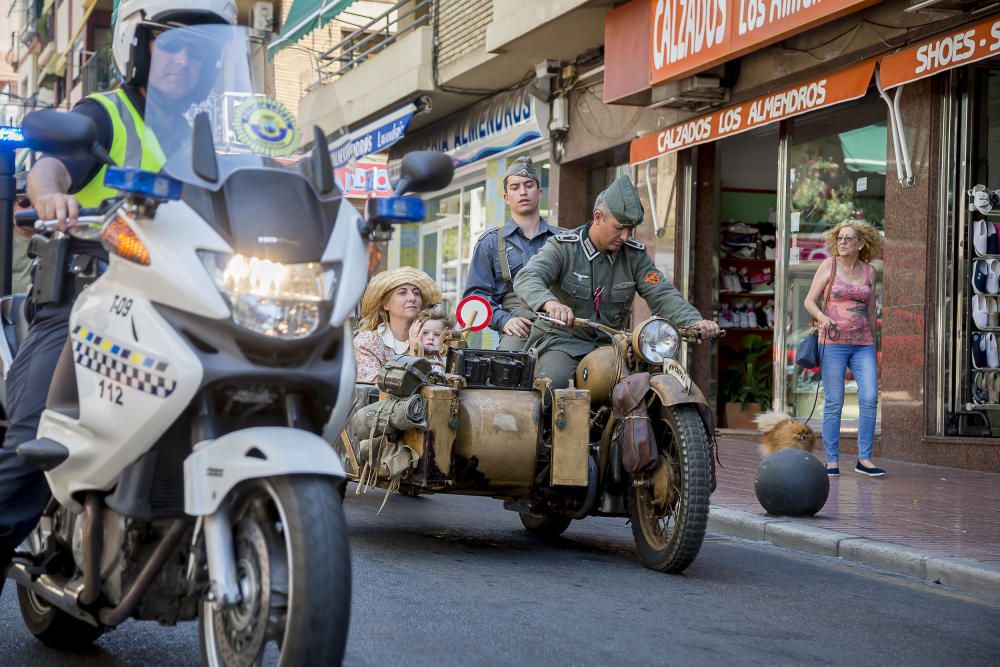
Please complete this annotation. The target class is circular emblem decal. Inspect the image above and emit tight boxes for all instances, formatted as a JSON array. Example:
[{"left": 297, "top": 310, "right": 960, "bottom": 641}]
[
  {"left": 233, "top": 96, "right": 300, "bottom": 158},
  {"left": 456, "top": 295, "right": 492, "bottom": 332}
]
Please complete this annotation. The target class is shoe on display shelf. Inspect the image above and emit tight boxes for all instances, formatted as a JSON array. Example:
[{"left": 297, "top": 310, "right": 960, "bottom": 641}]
[
  {"left": 991, "top": 296, "right": 1000, "bottom": 328},
  {"left": 973, "top": 259, "right": 990, "bottom": 293},
  {"left": 989, "top": 259, "right": 1000, "bottom": 294},
  {"left": 974, "top": 219, "right": 988, "bottom": 257},
  {"left": 973, "top": 293, "right": 990, "bottom": 329},
  {"left": 720, "top": 307, "right": 737, "bottom": 328},
  {"left": 991, "top": 222, "right": 1000, "bottom": 255}
]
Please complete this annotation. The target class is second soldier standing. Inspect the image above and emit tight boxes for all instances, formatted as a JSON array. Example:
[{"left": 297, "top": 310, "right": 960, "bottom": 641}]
[{"left": 463, "top": 157, "right": 555, "bottom": 350}]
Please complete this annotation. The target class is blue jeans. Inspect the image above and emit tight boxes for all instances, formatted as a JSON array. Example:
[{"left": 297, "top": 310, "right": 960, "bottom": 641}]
[{"left": 820, "top": 344, "right": 878, "bottom": 463}]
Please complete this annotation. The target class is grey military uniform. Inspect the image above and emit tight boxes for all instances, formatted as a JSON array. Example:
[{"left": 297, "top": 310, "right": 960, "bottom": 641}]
[
  {"left": 463, "top": 218, "right": 555, "bottom": 350},
  {"left": 514, "top": 222, "right": 702, "bottom": 388}
]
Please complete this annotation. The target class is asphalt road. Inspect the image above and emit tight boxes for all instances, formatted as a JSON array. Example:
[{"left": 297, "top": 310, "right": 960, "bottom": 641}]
[{"left": 1, "top": 490, "right": 997, "bottom": 666}]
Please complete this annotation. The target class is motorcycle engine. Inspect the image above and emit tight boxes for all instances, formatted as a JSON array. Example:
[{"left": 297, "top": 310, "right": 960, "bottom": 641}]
[{"left": 68, "top": 507, "right": 128, "bottom": 604}]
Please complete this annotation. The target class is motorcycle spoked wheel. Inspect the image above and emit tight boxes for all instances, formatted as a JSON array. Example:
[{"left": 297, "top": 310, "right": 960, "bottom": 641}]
[
  {"left": 627, "top": 404, "right": 710, "bottom": 574},
  {"left": 16, "top": 584, "right": 105, "bottom": 649},
  {"left": 199, "top": 475, "right": 351, "bottom": 667}
]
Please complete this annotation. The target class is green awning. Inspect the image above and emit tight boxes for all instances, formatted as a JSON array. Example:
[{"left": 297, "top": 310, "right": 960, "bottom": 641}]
[
  {"left": 268, "top": 0, "right": 354, "bottom": 57},
  {"left": 839, "top": 124, "right": 887, "bottom": 175}
]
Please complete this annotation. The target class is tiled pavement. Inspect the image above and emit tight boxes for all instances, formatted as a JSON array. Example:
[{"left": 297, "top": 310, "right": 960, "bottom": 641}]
[{"left": 708, "top": 437, "right": 1000, "bottom": 594}]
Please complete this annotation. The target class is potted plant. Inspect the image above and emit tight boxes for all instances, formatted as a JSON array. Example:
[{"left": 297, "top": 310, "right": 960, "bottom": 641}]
[{"left": 720, "top": 333, "right": 773, "bottom": 429}]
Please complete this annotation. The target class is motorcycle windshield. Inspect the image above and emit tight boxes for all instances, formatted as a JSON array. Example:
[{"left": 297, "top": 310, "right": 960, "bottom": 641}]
[{"left": 144, "top": 24, "right": 346, "bottom": 187}]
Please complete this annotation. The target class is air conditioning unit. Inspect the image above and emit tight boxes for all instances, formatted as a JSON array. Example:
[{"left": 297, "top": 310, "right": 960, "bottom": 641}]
[
  {"left": 649, "top": 74, "right": 730, "bottom": 110},
  {"left": 252, "top": 2, "right": 275, "bottom": 32}
]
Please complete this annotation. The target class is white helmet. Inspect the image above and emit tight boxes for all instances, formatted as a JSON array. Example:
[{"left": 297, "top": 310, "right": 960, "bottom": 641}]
[{"left": 112, "top": 0, "right": 238, "bottom": 87}]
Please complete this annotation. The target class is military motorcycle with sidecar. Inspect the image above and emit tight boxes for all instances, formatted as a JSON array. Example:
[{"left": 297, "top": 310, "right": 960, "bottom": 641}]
[{"left": 338, "top": 315, "right": 721, "bottom": 573}]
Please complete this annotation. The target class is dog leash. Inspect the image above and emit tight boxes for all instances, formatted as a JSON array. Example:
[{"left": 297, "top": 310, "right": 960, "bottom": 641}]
[{"left": 801, "top": 324, "right": 836, "bottom": 425}]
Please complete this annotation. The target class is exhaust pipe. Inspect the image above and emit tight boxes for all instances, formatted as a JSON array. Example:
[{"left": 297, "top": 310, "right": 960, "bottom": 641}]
[{"left": 6, "top": 563, "right": 100, "bottom": 627}]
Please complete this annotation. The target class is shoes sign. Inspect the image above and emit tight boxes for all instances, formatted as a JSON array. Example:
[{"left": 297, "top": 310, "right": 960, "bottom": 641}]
[
  {"left": 630, "top": 59, "right": 874, "bottom": 165},
  {"left": 648, "top": 0, "right": 877, "bottom": 86}
]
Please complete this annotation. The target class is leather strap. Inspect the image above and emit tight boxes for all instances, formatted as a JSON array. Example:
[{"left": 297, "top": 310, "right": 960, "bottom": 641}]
[{"left": 497, "top": 229, "right": 513, "bottom": 291}]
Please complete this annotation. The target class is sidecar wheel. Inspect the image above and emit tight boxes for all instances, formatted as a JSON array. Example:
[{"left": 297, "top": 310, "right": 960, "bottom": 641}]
[
  {"left": 519, "top": 511, "right": 572, "bottom": 539},
  {"left": 17, "top": 584, "right": 104, "bottom": 649},
  {"left": 199, "top": 475, "right": 351, "bottom": 667},
  {"left": 627, "top": 404, "right": 710, "bottom": 574}
]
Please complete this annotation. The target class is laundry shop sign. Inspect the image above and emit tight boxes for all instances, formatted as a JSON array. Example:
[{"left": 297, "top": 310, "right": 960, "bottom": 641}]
[
  {"left": 647, "top": 0, "right": 877, "bottom": 85},
  {"left": 392, "top": 87, "right": 549, "bottom": 169}
]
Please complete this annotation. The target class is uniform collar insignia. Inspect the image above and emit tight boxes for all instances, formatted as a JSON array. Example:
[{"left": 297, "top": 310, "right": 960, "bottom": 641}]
[{"left": 581, "top": 223, "right": 599, "bottom": 261}]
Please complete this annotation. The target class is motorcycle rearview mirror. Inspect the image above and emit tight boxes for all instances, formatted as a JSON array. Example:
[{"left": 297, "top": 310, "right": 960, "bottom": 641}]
[
  {"left": 21, "top": 110, "right": 115, "bottom": 166},
  {"left": 191, "top": 112, "right": 219, "bottom": 183},
  {"left": 310, "top": 126, "right": 334, "bottom": 195},
  {"left": 393, "top": 151, "right": 454, "bottom": 195}
]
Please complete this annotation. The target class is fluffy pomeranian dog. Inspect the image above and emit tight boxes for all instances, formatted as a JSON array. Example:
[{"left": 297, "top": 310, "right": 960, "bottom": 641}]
[{"left": 754, "top": 411, "right": 817, "bottom": 456}]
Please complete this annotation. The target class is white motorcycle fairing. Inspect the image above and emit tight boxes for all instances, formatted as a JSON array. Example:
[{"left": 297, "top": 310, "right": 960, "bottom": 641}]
[{"left": 184, "top": 426, "right": 345, "bottom": 515}]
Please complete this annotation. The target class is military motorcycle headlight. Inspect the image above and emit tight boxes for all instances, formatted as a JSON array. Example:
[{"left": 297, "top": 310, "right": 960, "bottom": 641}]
[
  {"left": 632, "top": 318, "right": 680, "bottom": 363},
  {"left": 199, "top": 252, "right": 337, "bottom": 339}
]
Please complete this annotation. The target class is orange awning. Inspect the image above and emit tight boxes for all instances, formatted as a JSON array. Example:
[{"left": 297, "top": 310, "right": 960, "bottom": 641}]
[
  {"left": 879, "top": 12, "right": 1000, "bottom": 89},
  {"left": 630, "top": 59, "right": 876, "bottom": 165}
]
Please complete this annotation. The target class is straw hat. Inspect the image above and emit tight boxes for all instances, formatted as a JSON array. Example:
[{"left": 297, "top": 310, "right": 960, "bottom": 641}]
[{"left": 360, "top": 267, "right": 441, "bottom": 321}]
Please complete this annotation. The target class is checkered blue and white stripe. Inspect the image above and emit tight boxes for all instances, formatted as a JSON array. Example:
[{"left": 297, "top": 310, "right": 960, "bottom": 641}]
[{"left": 71, "top": 325, "right": 177, "bottom": 398}]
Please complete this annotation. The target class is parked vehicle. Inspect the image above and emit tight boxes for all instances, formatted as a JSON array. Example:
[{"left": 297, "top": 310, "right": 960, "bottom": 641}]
[
  {"left": 342, "top": 314, "right": 721, "bottom": 573},
  {"left": 0, "top": 24, "right": 453, "bottom": 665}
]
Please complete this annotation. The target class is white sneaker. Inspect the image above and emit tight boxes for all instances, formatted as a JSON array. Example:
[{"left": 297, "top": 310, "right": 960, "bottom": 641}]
[
  {"left": 974, "top": 219, "right": 988, "bottom": 257},
  {"left": 991, "top": 296, "right": 1000, "bottom": 328},
  {"left": 746, "top": 308, "right": 758, "bottom": 328},
  {"left": 763, "top": 302, "right": 775, "bottom": 328},
  {"left": 989, "top": 259, "right": 1000, "bottom": 294},
  {"left": 720, "top": 307, "right": 736, "bottom": 327},
  {"left": 989, "top": 332, "right": 999, "bottom": 368},
  {"left": 973, "top": 294, "right": 990, "bottom": 329}
]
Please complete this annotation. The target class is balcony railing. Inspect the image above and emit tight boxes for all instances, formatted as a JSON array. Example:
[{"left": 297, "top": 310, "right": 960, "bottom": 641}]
[
  {"left": 79, "top": 52, "right": 114, "bottom": 97},
  {"left": 309, "top": 0, "right": 432, "bottom": 91}
]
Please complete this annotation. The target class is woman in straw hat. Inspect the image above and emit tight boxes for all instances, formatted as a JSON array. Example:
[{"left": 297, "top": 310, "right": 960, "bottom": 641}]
[{"left": 354, "top": 267, "right": 442, "bottom": 382}]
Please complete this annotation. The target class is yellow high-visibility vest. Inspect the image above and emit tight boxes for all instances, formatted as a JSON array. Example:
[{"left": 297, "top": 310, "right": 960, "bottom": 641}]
[{"left": 74, "top": 89, "right": 166, "bottom": 207}]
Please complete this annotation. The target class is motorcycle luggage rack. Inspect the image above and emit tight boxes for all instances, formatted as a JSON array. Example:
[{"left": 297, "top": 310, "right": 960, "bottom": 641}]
[{"left": 446, "top": 348, "right": 535, "bottom": 390}]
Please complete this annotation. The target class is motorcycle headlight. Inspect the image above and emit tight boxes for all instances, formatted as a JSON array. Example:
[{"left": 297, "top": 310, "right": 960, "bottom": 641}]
[
  {"left": 199, "top": 252, "right": 337, "bottom": 339},
  {"left": 632, "top": 318, "right": 680, "bottom": 363}
]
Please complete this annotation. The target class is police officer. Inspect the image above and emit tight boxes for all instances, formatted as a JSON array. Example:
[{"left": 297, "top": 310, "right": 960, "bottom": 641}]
[
  {"left": 0, "top": 0, "right": 235, "bottom": 575},
  {"left": 514, "top": 174, "right": 720, "bottom": 389},
  {"left": 463, "top": 156, "right": 555, "bottom": 350}
]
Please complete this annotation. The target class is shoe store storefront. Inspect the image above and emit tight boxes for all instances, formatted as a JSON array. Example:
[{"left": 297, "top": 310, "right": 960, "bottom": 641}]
[
  {"left": 620, "top": 9, "right": 1000, "bottom": 470},
  {"left": 630, "top": 60, "right": 887, "bottom": 434}
]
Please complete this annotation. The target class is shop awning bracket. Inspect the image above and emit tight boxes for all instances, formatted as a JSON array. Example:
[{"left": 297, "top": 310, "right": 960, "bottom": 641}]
[
  {"left": 876, "top": 65, "right": 915, "bottom": 188},
  {"left": 643, "top": 161, "right": 665, "bottom": 238}
]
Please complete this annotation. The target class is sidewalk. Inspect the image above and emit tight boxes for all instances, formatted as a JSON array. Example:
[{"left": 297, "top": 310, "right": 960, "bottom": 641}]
[{"left": 708, "top": 437, "right": 1000, "bottom": 599}]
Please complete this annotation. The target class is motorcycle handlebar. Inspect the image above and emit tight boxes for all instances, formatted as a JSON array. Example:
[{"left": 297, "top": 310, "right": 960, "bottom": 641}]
[
  {"left": 14, "top": 208, "right": 105, "bottom": 229},
  {"left": 534, "top": 312, "right": 725, "bottom": 341}
]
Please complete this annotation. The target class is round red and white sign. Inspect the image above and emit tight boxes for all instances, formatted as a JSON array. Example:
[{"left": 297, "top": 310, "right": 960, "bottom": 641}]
[{"left": 456, "top": 295, "right": 492, "bottom": 332}]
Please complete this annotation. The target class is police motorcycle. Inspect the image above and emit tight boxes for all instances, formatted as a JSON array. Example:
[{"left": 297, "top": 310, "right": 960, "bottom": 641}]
[
  {"left": 342, "top": 305, "right": 721, "bottom": 574},
  {"left": 0, "top": 24, "right": 453, "bottom": 665}
]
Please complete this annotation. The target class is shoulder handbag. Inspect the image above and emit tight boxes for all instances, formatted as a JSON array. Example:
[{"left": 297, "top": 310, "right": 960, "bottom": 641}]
[{"left": 795, "top": 258, "right": 837, "bottom": 369}]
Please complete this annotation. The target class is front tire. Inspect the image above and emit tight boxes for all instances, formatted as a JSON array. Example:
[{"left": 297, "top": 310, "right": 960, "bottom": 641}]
[
  {"left": 519, "top": 511, "right": 572, "bottom": 539},
  {"left": 16, "top": 585, "right": 104, "bottom": 649},
  {"left": 627, "top": 405, "right": 710, "bottom": 573},
  {"left": 199, "top": 475, "right": 351, "bottom": 666}
]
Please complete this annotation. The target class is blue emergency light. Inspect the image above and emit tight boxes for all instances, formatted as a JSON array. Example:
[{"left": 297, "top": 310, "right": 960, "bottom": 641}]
[
  {"left": 104, "top": 167, "right": 183, "bottom": 201},
  {"left": 0, "top": 125, "right": 25, "bottom": 148},
  {"left": 370, "top": 196, "right": 425, "bottom": 223}
]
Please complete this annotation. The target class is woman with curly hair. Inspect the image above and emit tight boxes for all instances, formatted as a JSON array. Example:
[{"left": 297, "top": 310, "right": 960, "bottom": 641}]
[
  {"left": 803, "top": 220, "right": 884, "bottom": 477},
  {"left": 354, "top": 267, "right": 441, "bottom": 383}
]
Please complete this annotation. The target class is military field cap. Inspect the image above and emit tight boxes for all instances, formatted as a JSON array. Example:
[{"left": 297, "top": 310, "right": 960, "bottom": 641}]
[
  {"left": 602, "top": 174, "right": 645, "bottom": 227},
  {"left": 503, "top": 156, "right": 539, "bottom": 186}
]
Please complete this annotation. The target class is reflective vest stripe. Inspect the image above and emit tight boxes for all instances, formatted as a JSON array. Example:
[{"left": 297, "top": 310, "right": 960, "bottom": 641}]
[{"left": 74, "top": 89, "right": 166, "bottom": 207}]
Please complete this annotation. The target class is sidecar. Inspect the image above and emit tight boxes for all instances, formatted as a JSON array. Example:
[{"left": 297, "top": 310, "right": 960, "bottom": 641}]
[{"left": 335, "top": 348, "right": 594, "bottom": 500}]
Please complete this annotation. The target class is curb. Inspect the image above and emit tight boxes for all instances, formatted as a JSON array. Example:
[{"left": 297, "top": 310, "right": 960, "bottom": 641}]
[{"left": 708, "top": 506, "right": 1000, "bottom": 600}]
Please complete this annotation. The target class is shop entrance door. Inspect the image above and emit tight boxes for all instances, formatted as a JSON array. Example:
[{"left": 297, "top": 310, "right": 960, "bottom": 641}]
[{"left": 778, "top": 97, "right": 886, "bottom": 428}]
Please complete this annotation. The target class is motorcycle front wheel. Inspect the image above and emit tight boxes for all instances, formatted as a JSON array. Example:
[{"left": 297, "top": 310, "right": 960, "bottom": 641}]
[
  {"left": 627, "top": 404, "right": 710, "bottom": 573},
  {"left": 199, "top": 475, "right": 351, "bottom": 667}
]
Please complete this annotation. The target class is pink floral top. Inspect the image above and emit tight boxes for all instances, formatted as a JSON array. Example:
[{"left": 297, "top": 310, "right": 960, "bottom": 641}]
[
  {"left": 820, "top": 263, "right": 875, "bottom": 346},
  {"left": 354, "top": 326, "right": 408, "bottom": 383}
]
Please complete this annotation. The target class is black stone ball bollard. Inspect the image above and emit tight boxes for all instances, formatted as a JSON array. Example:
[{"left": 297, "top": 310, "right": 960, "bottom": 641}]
[{"left": 754, "top": 448, "right": 830, "bottom": 516}]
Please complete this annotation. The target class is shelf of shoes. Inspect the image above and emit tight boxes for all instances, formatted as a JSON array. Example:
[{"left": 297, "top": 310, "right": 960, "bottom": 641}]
[{"left": 966, "top": 193, "right": 1000, "bottom": 413}]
